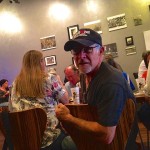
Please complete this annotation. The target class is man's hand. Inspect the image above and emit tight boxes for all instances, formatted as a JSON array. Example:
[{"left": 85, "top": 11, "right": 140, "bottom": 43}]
[{"left": 55, "top": 103, "right": 70, "bottom": 121}]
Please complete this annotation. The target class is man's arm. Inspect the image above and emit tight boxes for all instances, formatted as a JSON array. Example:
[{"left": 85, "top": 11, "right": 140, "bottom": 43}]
[{"left": 55, "top": 103, "right": 116, "bottom": 144}]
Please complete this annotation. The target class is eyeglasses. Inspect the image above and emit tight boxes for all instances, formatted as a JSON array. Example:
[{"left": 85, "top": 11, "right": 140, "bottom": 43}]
[{"left": 71, "top": 45, "right": 100, "bottom": 56}]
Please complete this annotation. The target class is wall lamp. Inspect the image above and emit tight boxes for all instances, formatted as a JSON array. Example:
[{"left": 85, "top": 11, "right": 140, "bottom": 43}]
[{"left": 0, "top": 0, "right": 20, "bottom": 3}]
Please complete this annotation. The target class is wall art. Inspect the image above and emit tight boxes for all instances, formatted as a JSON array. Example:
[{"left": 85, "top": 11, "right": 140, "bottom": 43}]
[
  {"left": 133, "top": 15, "right": 142, "bottom": 26},
  {"left": 125, "top": 46, "right": 136, "bottom": 56},
  {"left": 104, "top": 43, "right": 118, "bottom": 58},
  {"left": 84, "top": 20, "right": 102, "bottom": 34},
  {"left": 107, "top": 13, "right": 127, "bottom": 31},
  {"left": 125, "top": 36, "right": 134, "bottom": 46},
  {"left": 40, "top": 35, "right": 56, "bottom": 51},
  {"left": 67, "top": 24, "right": 79, "bottom": 40},
  {"left": 45, "top": 55, "right": 57, "bottom": 66}
]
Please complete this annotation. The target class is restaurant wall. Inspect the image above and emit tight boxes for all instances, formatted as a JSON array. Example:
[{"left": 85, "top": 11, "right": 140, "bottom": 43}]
[{"left": 0, "top": 0, "right": 150, "bottom": 88}]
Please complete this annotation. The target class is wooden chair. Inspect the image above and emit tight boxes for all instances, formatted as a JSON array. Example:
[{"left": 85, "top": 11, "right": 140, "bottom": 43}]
[
  {"left": 62, "top": 99, "right": 138, "bottom": 150},
  {"left": 0, "top": 108, "right": 47, "bottom": 150}
]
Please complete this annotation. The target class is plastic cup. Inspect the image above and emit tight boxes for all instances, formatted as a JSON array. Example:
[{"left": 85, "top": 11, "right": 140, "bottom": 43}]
[{"left": 71, "top": 87, "right": 80, "bottom": 104}]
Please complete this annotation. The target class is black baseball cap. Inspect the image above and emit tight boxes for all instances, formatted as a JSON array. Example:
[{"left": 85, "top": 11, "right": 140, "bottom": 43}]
[{"left": 64, "top": 28, "right": 102, "bottom": 51}]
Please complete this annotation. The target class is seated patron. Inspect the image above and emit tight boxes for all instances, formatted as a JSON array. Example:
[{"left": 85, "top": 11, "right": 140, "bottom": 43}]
[
  {"left": 138, "top": 61, "right": 150, "bottom": 130},
  {"left": 9, "top": 50, "right": 77, "bottom": 150},
  {"left": 56, "top": 28, "right": 136, "bottom": 148},
  {"left": 144, "top": 61, "right": 150, "bottom": 97},
  {"left": 104, "top": 54, "right": 135, "bottom": 91},
  {"left": 138, "top": 51, "right": 150, "bottom": 80},
  {"left": 47, "top": 67, "right": 67, "bottom": 102},
  {"left": 64, "top": 65, "right": 80, "bottom": 98},
  {"left": 138, "top": 52, "right": 147, "bottom": 78},
  {"left": 0, "top": 79, "right": 9, "bottom": 106},
  {"left": 104, "top": 54, "right": 123, "bottom": 71}
]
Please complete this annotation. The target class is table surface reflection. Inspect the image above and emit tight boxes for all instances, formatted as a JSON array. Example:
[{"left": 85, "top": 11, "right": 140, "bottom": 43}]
[{"left": 134, "top": 92, "right": 146, "bottom": 103}]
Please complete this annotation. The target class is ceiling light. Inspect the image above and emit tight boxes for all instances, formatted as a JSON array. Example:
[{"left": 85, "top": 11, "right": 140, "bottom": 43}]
[
  {"left": 0, "top": 12, "right": 23, "bottom": 33},
  {"left": 49, "top": 3, "right": 71, "bottom": 21}
]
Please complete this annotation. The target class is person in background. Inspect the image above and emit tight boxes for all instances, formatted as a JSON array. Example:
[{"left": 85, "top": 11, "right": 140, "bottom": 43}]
[
  {"left": 138, "top": 52, "right": 147, "bottom": 79},
  {"left": 64, "top": 65, "right": 80, "bottom": 98},
  {"left": 138, "top": 60, "right": 150, "bottom": 130},
  {"left": 144, "top": 60, "right": 150, "bottom": 97},
  {"left": 47, "top": 67, "right": 66, "bottom": 99},
  {"left": 56, "top": 28, "right": 137, "bottom": 148},
  {"left": 104, "top": 54, "right": 135, "bottom": 91},
  {"left": 138, "top": 51, "right": 150, "bottom": 80},
  {"left": 64, "top": 77, "right": 68, "bottom": 84},
  {"left": 0, "top": 79, "right": 9, "bottom": 106},
  {"left": 9, "top": 50, "right": 77, "bottom": 150},
  {"left": 104, "top": 54, "right": 123, "bottom": 71},
  {"left": 141, "top": 51, "right": 150, "bottom": 81}
]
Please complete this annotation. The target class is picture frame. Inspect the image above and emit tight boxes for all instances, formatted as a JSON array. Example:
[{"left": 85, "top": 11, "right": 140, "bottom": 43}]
[
  {"left": 40, "top": 35, "right": 56, "bottom": 51},
  {"left": 84, "top": 20, "right": 102, "bottom": 34},
  {"left": 125, "top": 46, "right": 136, "bottom": 56},
  {"left": 107, "top": 13, "right": 127, "bottom": 31},
  {"left": 133, "top": 16, "right": 142, "bottom": 26},
  {"left": 103, "top": 43, "right": 118, "bottom": 58},
  {"left": 45, "top": 55, "right": 57, "bottom": 66},
  {"left": 67, "top": 24, "right": 79, "bottom": 40},
  {"left": 125, "top": 36, "right": 134, "bottom": 46}
]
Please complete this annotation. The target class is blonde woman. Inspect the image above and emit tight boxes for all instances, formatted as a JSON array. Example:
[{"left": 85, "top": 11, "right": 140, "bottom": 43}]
[{"left": 9, "top": 50, "right": 77, "bottom": 150}]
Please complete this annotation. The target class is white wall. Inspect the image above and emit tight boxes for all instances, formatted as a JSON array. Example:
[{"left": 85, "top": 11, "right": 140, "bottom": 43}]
[{"left": 0, "top": 0, "right": 150, "bottom": 87}]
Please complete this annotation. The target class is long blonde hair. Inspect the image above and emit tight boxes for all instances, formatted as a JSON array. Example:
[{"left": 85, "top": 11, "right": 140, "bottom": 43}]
[{"left": 15, "top": 50, "right": 46, "bottom": 98}]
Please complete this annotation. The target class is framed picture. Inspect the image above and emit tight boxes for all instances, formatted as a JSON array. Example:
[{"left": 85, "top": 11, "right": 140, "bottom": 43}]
[
  {"left": 103, "top": 43, "right": 118, "bottom": 58},
  {"left": 84, "top": 20, "right": 102, "bottom": 34},
  {"left": 107, "top": 13, "right": 127, "bottom": 31},
  {"left": 133, "top": 16, "right": 142, "bottom": 26},
  {"left": 125, "top": 36, "right": 134, "bottom": 46},
  {"left": 125, "top": 46, "right": 136, "bottom": 56},
  {"left": 67, "top": 24, "right": 79, "bottom": 40},
  {"left": 40, "top": 35, "right": 56, "bottom": 51},
  {"left": 45, "top": 55, "right": 57, "bottom": 66}
]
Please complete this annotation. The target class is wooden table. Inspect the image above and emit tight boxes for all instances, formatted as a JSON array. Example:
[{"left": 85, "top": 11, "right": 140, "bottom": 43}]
[{"left": 134, "top": 92, "right": 146, "bottom": 104}]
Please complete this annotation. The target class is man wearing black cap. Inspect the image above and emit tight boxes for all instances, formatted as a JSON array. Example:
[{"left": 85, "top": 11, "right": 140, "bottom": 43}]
[{"left": 56, "top": 29, "right": 136, "bottom": 145}]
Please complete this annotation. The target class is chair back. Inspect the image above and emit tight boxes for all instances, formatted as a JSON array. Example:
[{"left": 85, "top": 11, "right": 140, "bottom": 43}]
[
  {"left": 0, "top": 108, "right": 47, "bottom": 150},
  {"left": 63, "top": 99, "right": 137, "bottom": 150}
]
